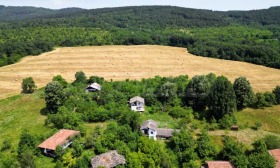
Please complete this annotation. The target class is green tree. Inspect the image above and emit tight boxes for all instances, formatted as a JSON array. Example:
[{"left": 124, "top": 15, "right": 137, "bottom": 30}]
[
  {"left": 221, "top": 136, "right": 248, "bottom": 168},
  {"left": 52, "top": 75, "right": 68, "bottom": 88},
  {"left": 208, "top": 76, "right": 236, "bottom": 120},
  {"left": 157, "top": 82, "right": 177, "bottom": 104},
  {"left": 273, "top": 85, "right": 280, "bottom": 104},
  {"left": 21, "top": 77, "right": 36, "bottom": 94},
  {"left": 185, "top": 75, "right": 213, "bottom": 111},
  {"left": 18, "top": 152, "right": 36, "bottom": 168},
  {"left": 45, "top": 81, "right": 66, "bottom": 113},
  {"left": 196, "top": 130, "right": 218, "bottom": 161},
  {"left": 73, "top": 71, "right": 87, "bottom": 85},
  {"left": 248, "top": 140, "right": 275, "bottom": 168},
  {"left": 263, "top": 135, "right": 280, "bottom": 150},
  {"left": 233, "top": 77, "right": 254, "bottom": 109},
  {"left": 88, "top": 76, "right": 104, "bottom": 84},
  {"left": 18, "top": 130, "right": 36, "bottom": 157}
]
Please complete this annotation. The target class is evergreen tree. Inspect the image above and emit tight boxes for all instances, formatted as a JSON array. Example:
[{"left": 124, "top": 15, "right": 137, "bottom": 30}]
[
  {"left": 208, "top": 76, "right": 236, "bottom": 120},
  {"left": 233, "top": 77, "right": 254, "bottom": 109}
]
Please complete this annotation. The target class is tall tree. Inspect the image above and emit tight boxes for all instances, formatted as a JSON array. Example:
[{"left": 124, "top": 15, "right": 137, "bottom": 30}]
[
  {"left": 208, "top": 76, "right": 236, "bottom": 120},
  {"left": 73, "top": 71, "right": 87, "bottom": 85},
  {"left": 233, "top": 77, "right": 254, "bottom": 109},
  {"left": 185, "top": 75, "right": 213, "bottom": 111},
  {"left": 45, "top": 81, "right": 66, "bottom": 113},
  {"left": 21, "top": 77, "right": 36, "bottom": 94},
  {"left": 157, "top": 82, "right": 177, "bottom": 104},
  {"left": 273, "top": 85, "right": 280, "bottom": 104}
]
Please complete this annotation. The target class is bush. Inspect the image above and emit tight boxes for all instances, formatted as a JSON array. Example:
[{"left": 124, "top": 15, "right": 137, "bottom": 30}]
[
  {"left": 251, "top": 92, "right": 276, "bottom": 108},
  {"left": 21, "top": 77, "right": 36, "bottom": 94},
  {"left": 168, "top": 106, "right": 193, "bottom": 119},
  {"left": 263, "top": 135, "right": 280, "bottom": 150},
  {"left": 1, "top": 139, "right": 11, "bottom": 152},
  {"left": 218, "top": 114, "right": 237, "bottom": 129},
  {"left": 255, "top": 122, "right": 262, "bottom": 130}
]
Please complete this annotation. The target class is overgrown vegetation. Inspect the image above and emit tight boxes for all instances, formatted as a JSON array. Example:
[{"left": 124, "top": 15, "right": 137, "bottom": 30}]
[{"left": 1, "top": 71, "right": 280, "bottom": 167}]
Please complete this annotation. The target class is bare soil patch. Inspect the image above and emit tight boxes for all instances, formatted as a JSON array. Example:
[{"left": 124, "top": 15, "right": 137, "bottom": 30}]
[{"left": 0, "top": 45, "right": 279, "bottom": 99}]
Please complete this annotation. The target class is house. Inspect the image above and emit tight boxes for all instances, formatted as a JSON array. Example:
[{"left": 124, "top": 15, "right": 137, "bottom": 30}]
[
  {"left": 269, "top": 149, "right": 280, "bottom": 168},
  {"left": 140, "top": 120, "right": 177, "bottom": 140},
  {"left": 38, "top": 129, "right": 80, "bottom": 156},
  {"left": 85, "top": 83, "right": 101, "bottom": 92},
  {"left": 202, "top": 161, "right": 234, "bottom": 168},
  {"left": 91, "top": 150, "right": 126, "bottom": 168},
  {"left": 129, "top": 96, "right": 145, "bottom": 112},
  {"left": 140, "top": 120, "right": 158, "bottom": 140}
]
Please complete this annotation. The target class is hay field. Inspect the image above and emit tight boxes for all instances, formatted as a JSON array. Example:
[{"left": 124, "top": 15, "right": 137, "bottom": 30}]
[{"left": 0, "top": 45, "right": 280, "bottom": 99}]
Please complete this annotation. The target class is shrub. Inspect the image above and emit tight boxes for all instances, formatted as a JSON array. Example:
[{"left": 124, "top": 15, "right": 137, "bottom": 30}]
[
  {"left": 263, "top": 135, "right": 280, "bottom": 150},
  {"left": 273, "top": 85, "right": 280, "bottom": 104},
  {"left": 21, "top": 77, "right": 36, "bottom": 94}
]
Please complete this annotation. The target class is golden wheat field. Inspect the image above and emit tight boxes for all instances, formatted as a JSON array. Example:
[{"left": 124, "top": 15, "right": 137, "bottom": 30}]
[{"left": 0, "top": 45, "right": 279, "bottom": 99}]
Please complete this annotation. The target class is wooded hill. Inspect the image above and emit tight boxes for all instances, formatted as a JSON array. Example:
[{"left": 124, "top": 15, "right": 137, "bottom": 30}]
[{"left": 0, "top": 5, "right": 280, "bottom": 68}]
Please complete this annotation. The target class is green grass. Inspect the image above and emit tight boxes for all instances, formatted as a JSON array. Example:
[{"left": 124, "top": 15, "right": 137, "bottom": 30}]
[
  {"left": 140, "top": 111, "right": 180, "bottom": 129},
  {"left": 235, "top": 105, "right": 280, "bottom": 134},
  {"left": 0, "top": 90, "right": 55, "bottom": 167}
]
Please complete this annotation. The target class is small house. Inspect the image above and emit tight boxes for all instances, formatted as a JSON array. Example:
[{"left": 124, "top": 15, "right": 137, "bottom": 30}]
[
  {"left": 129, "top": 96, "right": 145, "bottom": 112},
  {"left": 140, "top": 120, "right": 158, "bottom": 140},
  {"left": 85, "top": 83, "right": 101, "bottom": 92},
  {"left": 140, "top": 120, "right": 177, "bottom": 140},
  {"left": 38, "top": 129, "right": 80, "bottom": 157},
  {"left": 91, "top": 150, "right": 126, "bottom": 168},
  {"left": 202, "top": 161, "right": 234, "bottom": 168},
  {"left": 269, "top": 149, "right": 280, "bottom": 168}
]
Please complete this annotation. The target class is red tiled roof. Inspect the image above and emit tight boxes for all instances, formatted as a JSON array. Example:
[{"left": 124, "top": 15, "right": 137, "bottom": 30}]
[
  {"left": 206, "top": 161, "right": 234, "bottom": 168},
  {"left": 269, "top": 149, "right": 280, "bottom": 168},
  {"left": 38, "top": 129, "right": 80, "bottom": 150}
]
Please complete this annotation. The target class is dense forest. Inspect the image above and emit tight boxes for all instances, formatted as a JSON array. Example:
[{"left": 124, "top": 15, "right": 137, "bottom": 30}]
[
  {"left": 0, "top": 6, "right": 280, "bottom": 68},
  {"left": 2, "top": 72, "right": 280, "bottom": 167}
]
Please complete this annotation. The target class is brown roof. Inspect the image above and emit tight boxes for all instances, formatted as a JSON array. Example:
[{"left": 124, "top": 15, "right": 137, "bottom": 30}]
[
  {"left": 91, "top": 150, "right": 126, "bottom": 168},
  {"left": 269, "top": 149, "right": 280, "bottom": 168},
  {"left": 130, "top": 96, "right": 144, "bottom": 104},
  {"left": 156, "top": 128, "right": 174, "bottom": 138},
  {"left": 206, "top": 161, "right": 234, "bottom": 168},
  {"left": 140, "top": 120, "right": 158, "bottom": 130},
  {"left": 38, "top": 129, "right": 80, "bottom": 150}
]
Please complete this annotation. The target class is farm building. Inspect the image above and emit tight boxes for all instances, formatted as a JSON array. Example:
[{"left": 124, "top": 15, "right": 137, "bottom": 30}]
[
  {"left": 129, "top": 96, "right": 145, "bottom": 112},
  {"left": 269, "top": 149, "right": 280, "bottom": 168},
  {"left": 140, "top": 120, "right": 176, "bottom": 140},
  {"left": 85, "top": 82, "right": 101, "bottom": 92},
  {"left": 202, "top": 161, "right": 234, "bottom": 168},
  {"left": 91, "top": 150, "right": 126, "bottom": 168},
  {"left": 38, "top": 129, "right": 80, "bottom": 156}
]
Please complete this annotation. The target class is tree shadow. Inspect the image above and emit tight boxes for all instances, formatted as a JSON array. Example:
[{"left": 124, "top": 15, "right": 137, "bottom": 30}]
[{"left": 40, "top": 107, "right": 48, "bottom": 116}]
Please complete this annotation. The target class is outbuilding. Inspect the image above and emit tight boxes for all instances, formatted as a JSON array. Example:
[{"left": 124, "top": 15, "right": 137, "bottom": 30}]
[{"left": 85, "top": 82, "right": 101, "bottom": 92}]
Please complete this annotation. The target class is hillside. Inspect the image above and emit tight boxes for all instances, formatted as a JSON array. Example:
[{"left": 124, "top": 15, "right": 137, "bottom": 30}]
[
  {"left": 0, "top": 45, "right": 279, "bottom": 99},
  {"left": 0, "top": 5, "right": 85, "bottom": 21},
  {"left": 0, "top": 6, "right": 280, "bottom": 69}
]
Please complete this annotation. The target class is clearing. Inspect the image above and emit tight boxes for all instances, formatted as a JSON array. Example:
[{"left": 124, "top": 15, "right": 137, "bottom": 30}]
[{"left": 0, "top": 45, "right": 280, "bottom": 99}]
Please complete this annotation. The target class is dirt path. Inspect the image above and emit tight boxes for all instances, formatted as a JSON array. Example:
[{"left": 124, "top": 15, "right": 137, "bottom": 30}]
[{"left": 0, "top": 45, "right": 280, "bottom": 99}]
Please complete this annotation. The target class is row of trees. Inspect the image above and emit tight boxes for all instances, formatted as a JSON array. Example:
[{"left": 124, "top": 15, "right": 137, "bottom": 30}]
[{"left": 39, "top": 72, "right": 280, "bottom": 131}]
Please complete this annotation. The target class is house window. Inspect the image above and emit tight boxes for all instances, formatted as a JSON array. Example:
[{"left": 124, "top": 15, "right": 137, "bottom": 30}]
[{"left": 151, "top": 131, "right": 153, "bottom": 134}]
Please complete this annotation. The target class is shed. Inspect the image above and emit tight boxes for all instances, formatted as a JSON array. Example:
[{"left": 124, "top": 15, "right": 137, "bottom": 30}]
[
  {"left": 269, "top": 149, "right": 280, "bottom": 168},
  {"left": 91, "top": 150, "right": 126, "bottom": 168},
  {"left": 85, "top": 83, "right": 101, "bottom": 92},
  {"left": 38, "top": 129, "right": 80, "bottom": 156},
  {"left": 129, "top": 96, "right": 145, "bottom": 112},
  {"left": 156, "top": 128, "right": 175, "bottom": 139}
]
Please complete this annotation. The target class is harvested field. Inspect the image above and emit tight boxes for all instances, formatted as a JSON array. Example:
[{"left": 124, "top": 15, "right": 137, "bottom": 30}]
[{"left": 0, "top": 45, "right": 280, "bottom": 99}]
